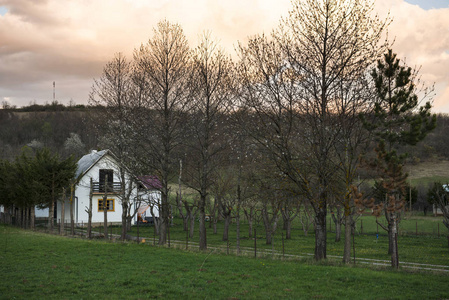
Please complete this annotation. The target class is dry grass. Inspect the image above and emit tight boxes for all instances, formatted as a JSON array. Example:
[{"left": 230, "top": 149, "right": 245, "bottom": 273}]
[
  {"left": 403, "top": 160, "right": 449, "bottom": 186},
  {"left": 406, "top": 160, "right": 449, "bottom": 179}
]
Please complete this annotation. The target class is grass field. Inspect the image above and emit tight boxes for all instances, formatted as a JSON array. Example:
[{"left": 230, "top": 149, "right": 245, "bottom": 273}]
[
  {"left": 123, "top": 214, "right": 449, "bottom": 267},
  {"left": 405, "top": 160, "right": 449, "bottom": 183},
  {"left": 1, "top": 225, "right": 449, "bottom": 299}
]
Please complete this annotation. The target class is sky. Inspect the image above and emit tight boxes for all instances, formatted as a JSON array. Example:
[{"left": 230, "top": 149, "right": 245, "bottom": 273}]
[{"left": 0, "top": 0, "right": 448, "bottom": 112}]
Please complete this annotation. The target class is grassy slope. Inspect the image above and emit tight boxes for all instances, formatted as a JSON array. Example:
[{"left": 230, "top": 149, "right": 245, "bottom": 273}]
[
  {"left": 397, "top": 159, "right": 449, "bottom": 187},
  {"left": 1, "top": 225, "right": 448, "bottom": 299}
]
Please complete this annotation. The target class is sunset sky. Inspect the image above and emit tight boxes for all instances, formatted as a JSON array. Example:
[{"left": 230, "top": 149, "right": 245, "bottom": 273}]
[{"left": 0, "top": 0, "right": 448, "bottom": 112}]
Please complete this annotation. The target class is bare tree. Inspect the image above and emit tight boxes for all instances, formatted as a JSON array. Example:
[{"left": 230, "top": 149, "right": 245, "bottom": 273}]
[
  {"left": 132, "top": 20, "right": 192, "bottom": 245},
  {"left": 182, "top": 32, "right": 234, "bottom": 250},
  {"left": 237, "top": 31, "right": 300, "bottom": 244},
  {"left": 89, "top": 53, "right": 139, "bottom": 241},
  {"left": 428, "top": 183, "right": 449, "bottom": 249},
  {"left": 281, "top": 0, "right": 390, "bottom": 261},
  {"left": 210, "top": 167, "right": 236, "bottom": 242},
  {"left": 299, "top": 201, "right": 314, "bottom": 236},
  {"left": 260, "top": 188, "right": 281, "bottom": 245},
  {"left": 237, "top": 0, "right": 389, "bottom": 260},
  {"left": 280, "top": 195, "right": 301, "bottom": 240}
]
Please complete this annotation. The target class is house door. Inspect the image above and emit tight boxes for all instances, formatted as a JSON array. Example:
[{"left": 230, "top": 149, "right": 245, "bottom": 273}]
[{"left": 99, "top": 169, "right": 113, "bottom": 192}]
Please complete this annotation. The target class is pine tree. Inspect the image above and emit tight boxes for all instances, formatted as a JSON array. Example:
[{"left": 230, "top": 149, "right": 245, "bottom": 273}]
[
  {"left": 32, "top": 148, "right": 77, "bottom": 231},
  {"left": 362, "top": 49, "right": 436, "bottom": 268}
]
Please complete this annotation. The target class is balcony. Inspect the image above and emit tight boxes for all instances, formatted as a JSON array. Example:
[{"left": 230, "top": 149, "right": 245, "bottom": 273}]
[{"left": 92, "top": 182, "right": 122, "bottom": 194}]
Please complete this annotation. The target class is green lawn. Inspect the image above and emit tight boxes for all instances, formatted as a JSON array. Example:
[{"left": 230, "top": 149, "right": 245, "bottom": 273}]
[
  {"left": 123, "top": 214, "right": 449, "bottom": 266},
  {"left": 1, "top": 225, "right": 448, "bottom": 299}
]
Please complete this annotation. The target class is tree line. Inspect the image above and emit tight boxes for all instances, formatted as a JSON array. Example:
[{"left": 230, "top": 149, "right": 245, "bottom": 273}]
[
  {"left": 1, "top": 0, "right": 445, "bottom": 268},
  {"left": 87, "top": 0, "right": 437, "bottom": 269},
  {"left": 0, "top": 148, "right": 77, "bottom": 230}
]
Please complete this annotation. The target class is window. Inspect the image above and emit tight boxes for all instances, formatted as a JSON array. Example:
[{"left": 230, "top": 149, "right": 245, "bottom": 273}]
[
  {"left": 98, "top": 198, "right": 115, "bottom": 212},
  {"left": 99, "top": 169, "right": 113, "bottom": 192}
]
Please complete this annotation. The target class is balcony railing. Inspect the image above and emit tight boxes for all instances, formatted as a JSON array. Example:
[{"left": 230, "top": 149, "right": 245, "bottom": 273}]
[{"left": 92, "top": 182, "right": 122, "bottom": 193}]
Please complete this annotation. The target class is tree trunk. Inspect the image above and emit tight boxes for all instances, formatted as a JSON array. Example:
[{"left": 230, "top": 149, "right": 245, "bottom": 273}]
[
  {"left": 149, "top": 205, "right": 159, "bottom": 235},
  {"left": 391, "top": 217, "right": 399, "bottom": 269},
  {"left": 16, "top": 207, "right": 21, "bottom": 228},
  {"left": 342, "top": 214, "right": 352, "bottom": 263},
  {"left": 30, "top": 206, "right": 35, "bottom": 230},
  {"left": 189, "top": 212, "right": 195, "bottom": 238},
  {"left": 103, "top": 174, "right": 109, "bottom": 239},
  {"left": 262, "top": 208, "right": 274, "bottom": 245},
  {"left": 387, "top": 220, "right": 394, "bottom": 255},
  {"left": 121, "top": 202, "right": 128, "bottom": 240},
  {"left": 70, "top": 186, "right": 75, "bottom": 235},
  {"left": 49, "top": 201, "right": 54, "bottom": 232},
  {"left": 49, "top": 175, "right": 55, "bottom": 232},
  {"left": 60, "top": 188, "right": 65, "bottom": 235},
  {"left": 177, "top": 160, "right": 189, "bottom": 232},
  {"left": 178, "top": 193, "right": 188, "bottom": 231},
  {"left": 158, "top": 191, "right": 168, "bottom": 245},
  {"left": 87, "top": 178, "right": 93, "bottom": 239},
  {"left": 332, "top": 208, "right": 342, "bottom": 242},
  {"left": 245, "top": 208, "right": 254, "bottom": 238},
  {"left": 199, "top": 194, "right": 207, "bottom": 250},
  {"left": 22, "top": 208, "right": 27, "bottom": 229},
  {"left": 222, "top": 214, "right": 231, "bottom": 241},
  {"left": 314, "top": 207, "right": 327, "bottom": 260},
  {"left": 285, "top": 220, "right": 292, "bottom": 240},
  {"left": 4, "top": 205, "right": 11, "bottom": 225},
  {"left": 236, "top": 171, "right": 241, "bottom": 255},
  {"left": 28, "top": 208, "right": 31, "bottom": 229},
  {"left": 334, "top": 219, "right": 341, "bottom": 242},
  {"left": 12, "top": 205, "right": 17, "bottom": 226},
  {"left": 103, "top": 205, "right": 108, "bottom": 239},
  {"left": 213, "top": 215, "right": 218, "bottom": 235},
  {"left": 24, "top": 208, "right": 28, "bottom": 229},
  {"left": 126, "top": 216, "right": 133, "bottom": 233},
  {"left": 264, "top": 221, "right": 273, "bottom": 245}
]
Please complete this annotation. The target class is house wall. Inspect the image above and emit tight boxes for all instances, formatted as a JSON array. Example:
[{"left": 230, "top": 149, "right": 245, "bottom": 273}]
[
  {"left": 35, "top": 207, "right": 49, "bottom": 218},
  {"left": 55, "top": 152, "right": 162, "bottom": 226},
  {"left": 57, "top": 154, "right": 139, "bottom": 225},
  {"left": 134, "top": 190, "right": 161, "bottom": 223}
]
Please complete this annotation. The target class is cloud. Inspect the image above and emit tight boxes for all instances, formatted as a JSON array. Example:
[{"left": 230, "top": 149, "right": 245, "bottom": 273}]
[
  {"left": 0, "top": 0, "right": 292, "bottom": 106},
  {"left": 376, "top": 0, "right": 449, "bottom": 112},
  {"left": 0, "top": 0, "right": 447, "bottom": 113}
]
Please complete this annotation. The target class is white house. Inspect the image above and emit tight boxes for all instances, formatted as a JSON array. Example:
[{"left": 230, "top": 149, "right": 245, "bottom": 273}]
[
  {"left": 57, "top": 150, "right": 160, "bottom": 226},
  {"left": 433, "top": 184, "right": 449, "bottom": 216}
]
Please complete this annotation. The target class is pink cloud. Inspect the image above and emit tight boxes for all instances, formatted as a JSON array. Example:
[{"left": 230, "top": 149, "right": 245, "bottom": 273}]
[{"left": 0, "top": 0, "right": 447, "bottom": 113}]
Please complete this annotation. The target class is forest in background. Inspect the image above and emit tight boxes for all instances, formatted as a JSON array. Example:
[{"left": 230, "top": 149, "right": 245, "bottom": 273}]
[
  {"left": 1, "top": 102, "right": 449, "bottom": 163},
  {"left": 0, "top": 103, "right": 98, "bottom": 160}
]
